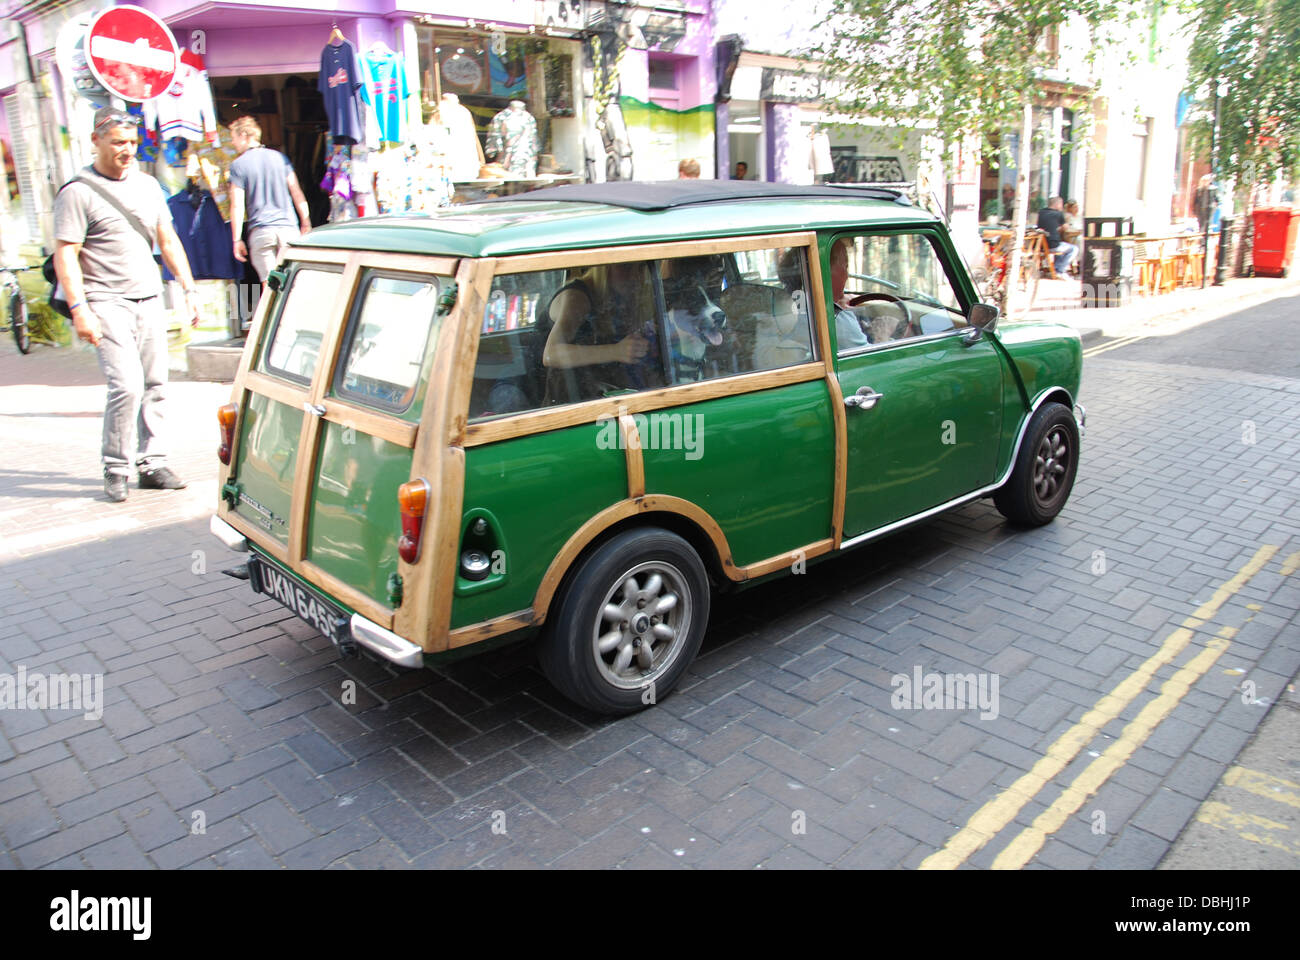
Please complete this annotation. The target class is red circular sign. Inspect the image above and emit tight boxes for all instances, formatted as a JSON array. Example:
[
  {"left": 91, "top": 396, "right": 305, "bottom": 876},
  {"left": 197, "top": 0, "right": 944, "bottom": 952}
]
[{"left": 84, "top": 5, "right": 179, "bottom": 102}]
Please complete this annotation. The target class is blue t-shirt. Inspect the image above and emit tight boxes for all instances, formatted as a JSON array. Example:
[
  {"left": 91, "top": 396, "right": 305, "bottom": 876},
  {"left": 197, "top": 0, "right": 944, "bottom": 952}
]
[
  {"left": 229, "top": 146, "right": 296, "bottom": 229},
  {"left": 359, "top": 47, "right": 409, "bottom": 146},
  {"left": 319, "top": 40, "right": 363, "bottom": 142}
]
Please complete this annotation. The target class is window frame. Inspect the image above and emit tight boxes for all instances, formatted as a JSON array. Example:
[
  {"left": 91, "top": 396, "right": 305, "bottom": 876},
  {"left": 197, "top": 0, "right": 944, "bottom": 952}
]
[
  {"left": 330, "top": 268, "right": 445, "bottom": 417},
  {"left": 462, "top": 232, "right": 829, "bottom": 447},
  {"left": 260, "top": 262, "right": 345, "bottom": 385},
  {"left": 830, "top": 227, "right": 974, "bottom": 360}
]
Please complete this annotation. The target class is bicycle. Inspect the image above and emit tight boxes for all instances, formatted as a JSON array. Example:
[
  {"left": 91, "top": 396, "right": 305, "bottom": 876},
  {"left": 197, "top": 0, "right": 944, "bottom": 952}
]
[
  {"left": 981, "top": 227, "right": 1043, "bottom": 315},
  {"left": 1, "top": 263, "right": 36, "bottom": 354}
]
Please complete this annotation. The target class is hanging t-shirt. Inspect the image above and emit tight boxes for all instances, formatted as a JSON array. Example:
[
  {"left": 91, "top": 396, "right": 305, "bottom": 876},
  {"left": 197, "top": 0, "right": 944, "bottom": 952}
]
[
  {"left": 319, "top": 40, "right": 363, "bottom": 142},
  {"left": 142, "top": 49, "right": 217, "bottom": 143},
  {"left": 359, "top": 46, "right": 410, "bottom": 146}
]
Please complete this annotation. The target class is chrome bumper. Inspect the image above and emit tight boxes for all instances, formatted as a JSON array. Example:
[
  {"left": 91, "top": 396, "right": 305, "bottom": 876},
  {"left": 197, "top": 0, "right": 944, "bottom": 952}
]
[
  {"left": 210, "top": 514, "right": 249, "bottom": 551},
  {"left": 350, "top": 614, "right": 425, "bottom": 669}
]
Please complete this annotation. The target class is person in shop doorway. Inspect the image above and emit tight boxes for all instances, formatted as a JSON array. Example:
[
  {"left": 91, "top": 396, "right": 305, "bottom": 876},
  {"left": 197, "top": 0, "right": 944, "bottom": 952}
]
[
  {"left": 734, "top": 161, "right": 749, "bottom": 180},
  {"left": 53, "top": 106, "right": 201, "bottom": 502},
  {"left": 228, "top": 116, "right": 312, "bottom": 284}
]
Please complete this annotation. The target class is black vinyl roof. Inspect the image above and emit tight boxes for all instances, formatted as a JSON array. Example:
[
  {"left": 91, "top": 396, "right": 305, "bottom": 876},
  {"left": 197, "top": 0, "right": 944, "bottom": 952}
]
[{"left": 483, "top": 180, "right": 911, "bottom": 211}]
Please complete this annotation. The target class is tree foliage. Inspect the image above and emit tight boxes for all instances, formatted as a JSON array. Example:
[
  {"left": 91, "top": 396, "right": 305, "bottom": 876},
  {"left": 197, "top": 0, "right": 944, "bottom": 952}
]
[
  {"left": 810, "top": 0, "right": 1142, "bottom": 158},
  {"left": 1183, "top": 0, "right": 1300, "bottom": 190}
]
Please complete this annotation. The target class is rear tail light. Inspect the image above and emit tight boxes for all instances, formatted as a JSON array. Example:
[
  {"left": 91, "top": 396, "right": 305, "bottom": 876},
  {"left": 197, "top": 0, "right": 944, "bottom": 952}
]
[
  {"left": 397, "top": 479, "right": 430, "bottom": 564},
  {"left": 217, "top": 403, "right": 238, "bottom": 464}
]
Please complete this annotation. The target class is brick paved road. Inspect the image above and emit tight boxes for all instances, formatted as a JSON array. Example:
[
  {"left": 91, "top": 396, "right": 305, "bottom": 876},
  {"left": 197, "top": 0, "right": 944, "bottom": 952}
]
[{"left": 1, "top": 298, "right": 1297, "bottom": 869}]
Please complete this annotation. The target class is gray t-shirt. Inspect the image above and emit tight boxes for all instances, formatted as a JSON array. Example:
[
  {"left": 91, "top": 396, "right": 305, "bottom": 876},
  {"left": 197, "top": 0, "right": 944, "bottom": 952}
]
[
  {"left": 229, "top": 146, "right": 296, "bottom": 229},
  {"left": 54, "top": 166, "right": 170, "bottom": 300}
]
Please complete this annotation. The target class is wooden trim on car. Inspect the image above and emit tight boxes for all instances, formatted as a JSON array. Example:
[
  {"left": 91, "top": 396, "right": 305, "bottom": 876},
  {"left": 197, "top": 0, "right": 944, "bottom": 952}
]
[
  {"left": 243, "top": 370, "right": 308, "bottom": 409},
  {"left": 219, "top": 290, "right": 279, "bottom": 492},
  {"left": 220, "top": 509, "right": 290, "bottom": 565},
  {"left": 806, "top": 242, "right": 847, "bottom": 548},
  {"left": 353, "top": 252, "right": 460, "bottom": 277},
  {"left": 319, "top": 399, "right": 418, "bottom": 449},
  {"left": 620, "top": 414, "right": 645, "bottom": 498},
  {"left": 298, "top": 558, "right": 393, "bottom": 628},
  {"left": 284, "top": 247, "right": 351, "bottom": 265},
  {"left": 447, "top": 500, "right": 838, "bottom": 646},
  {"left": 493, "top": 231, "right": 819, "bottom": 274},
  {"left": 448, "top": 609, "right": 538, "bottom": 649},
  {"left": 465, "top": 362, "right": 825, "bottom": 447},
  {"left": 393, "top": 258, "right": 491, "bottom": 652},
  {"left": 287, "top": 254, "right": 361, "bottom": 564},
  {"left": 742, "top": 538, "right": 834, "bottom": 578}
]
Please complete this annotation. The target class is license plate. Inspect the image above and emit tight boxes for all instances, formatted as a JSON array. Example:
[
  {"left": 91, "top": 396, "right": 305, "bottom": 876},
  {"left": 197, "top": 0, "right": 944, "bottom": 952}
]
[{"left": 248, "top": 554, "right": 350, "bottom": 645}]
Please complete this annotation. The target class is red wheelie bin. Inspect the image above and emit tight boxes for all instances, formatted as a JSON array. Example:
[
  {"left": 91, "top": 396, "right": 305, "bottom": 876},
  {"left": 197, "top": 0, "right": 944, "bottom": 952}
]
[{"left": 1252, "top": 207, "right": 1299, "bottom": 277}]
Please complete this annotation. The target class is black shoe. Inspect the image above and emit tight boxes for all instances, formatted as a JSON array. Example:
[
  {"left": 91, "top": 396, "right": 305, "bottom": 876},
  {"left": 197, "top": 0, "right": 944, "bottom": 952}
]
[
  {"left": 138, "top": 465, "right": 187, "bottom": 490},
  {"left": 104, "top": 473, "right": 129, "bottom": 502}
]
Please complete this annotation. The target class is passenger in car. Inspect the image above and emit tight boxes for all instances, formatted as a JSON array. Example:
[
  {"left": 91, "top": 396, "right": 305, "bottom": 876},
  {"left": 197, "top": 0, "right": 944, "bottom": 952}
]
[
  {"left": 829, "top": 238, "right": 872, "bottom": 350},
  {"left": 541, "top": 261, "right": 663, "bottom": 402}
]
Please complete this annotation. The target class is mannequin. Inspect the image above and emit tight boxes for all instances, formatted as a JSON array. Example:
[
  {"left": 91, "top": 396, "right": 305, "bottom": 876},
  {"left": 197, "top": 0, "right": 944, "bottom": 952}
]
[
  {"left": 441, "top": 93, "right": 485, "bottom": 180},
  {"left": 486, "top": 100, "right": 540, "bottom": 178}
]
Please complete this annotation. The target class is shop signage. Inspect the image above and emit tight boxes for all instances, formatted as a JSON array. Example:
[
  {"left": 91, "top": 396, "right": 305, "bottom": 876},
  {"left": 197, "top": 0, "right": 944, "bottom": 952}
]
[
  {"left": 84, "top": 5, "right": 180, "bottom": 102},
  {"left": 760, "top": 67, "right": 846, "bottom": 104},
  {"left": 831, "top": 152, "right": 905, "bottom": 184}
]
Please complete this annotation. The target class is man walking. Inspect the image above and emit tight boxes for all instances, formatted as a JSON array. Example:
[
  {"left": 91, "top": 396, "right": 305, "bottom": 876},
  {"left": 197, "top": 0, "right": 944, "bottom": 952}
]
[
  {"left": 54, "top": 106, "right": 201, "bottom": 502},
  {"left": 228, "top": 116, "right": 311, "bottom": 283},
  {"left": 1036, "top": 196, "right": 1077, "bottom": 277}
]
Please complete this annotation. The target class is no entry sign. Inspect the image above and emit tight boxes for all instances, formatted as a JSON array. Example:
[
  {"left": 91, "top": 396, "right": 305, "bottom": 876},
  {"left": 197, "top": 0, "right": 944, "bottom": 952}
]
[{"left": 84, "top": 5, "right": 180, "bottom": 102}]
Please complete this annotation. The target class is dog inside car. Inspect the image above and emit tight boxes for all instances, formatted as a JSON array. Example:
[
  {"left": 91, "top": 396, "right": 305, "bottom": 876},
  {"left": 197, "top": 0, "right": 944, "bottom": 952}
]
[{"left": 661, "top": 255, "right": 728, "bottom": 381}]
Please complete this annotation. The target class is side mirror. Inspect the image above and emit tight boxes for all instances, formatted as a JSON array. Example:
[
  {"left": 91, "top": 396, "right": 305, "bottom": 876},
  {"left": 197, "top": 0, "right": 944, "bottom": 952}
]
[
  {"left": 969, "top": 302, "right": 999, "bottom": 330},
  {"left": 963, "top": 302, "right": 999, "bottom": 345}
]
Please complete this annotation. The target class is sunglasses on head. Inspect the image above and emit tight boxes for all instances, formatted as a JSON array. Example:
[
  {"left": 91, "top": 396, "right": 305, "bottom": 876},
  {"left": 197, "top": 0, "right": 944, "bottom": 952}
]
[{"left": 94, "top": 112, "right": 137, "bottom": 133}]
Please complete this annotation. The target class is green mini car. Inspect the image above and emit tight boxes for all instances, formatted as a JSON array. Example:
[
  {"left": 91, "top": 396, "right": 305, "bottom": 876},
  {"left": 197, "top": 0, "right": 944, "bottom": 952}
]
[{"left": 209, "top": 181, "right": 1084, "bottom": 714}]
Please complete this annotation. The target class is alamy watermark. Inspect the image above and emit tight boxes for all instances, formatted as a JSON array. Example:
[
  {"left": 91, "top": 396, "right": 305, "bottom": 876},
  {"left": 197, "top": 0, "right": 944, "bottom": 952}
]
[
  {"left": 0, "top": 667, "right": 103, "bottom": 721},
  {"left": 890, "top": 666, "right": 1000, "bottom": 720},
  {"left": 596, "top": 405, "right": 704, "bottom": 461}
]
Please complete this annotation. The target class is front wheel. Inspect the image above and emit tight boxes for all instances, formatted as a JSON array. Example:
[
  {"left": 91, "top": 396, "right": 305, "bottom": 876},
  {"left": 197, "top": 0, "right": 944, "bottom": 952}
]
[
  {"left": 539, "top": 528, "right": 710, "bottom": 714},
  {"left": 994, "top": 402, "right": 1079, "bottom": 526},
  {"left": 10, "top": 291, "right": 30, "bottom": 354}
]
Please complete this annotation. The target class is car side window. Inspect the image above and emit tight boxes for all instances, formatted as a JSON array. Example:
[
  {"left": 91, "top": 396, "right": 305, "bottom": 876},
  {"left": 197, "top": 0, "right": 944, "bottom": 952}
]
[
  {"left": 661, "top": 246, "right": 815, "bottom": 384},
  {"left": 468, "top": 260, "right": 667, "bottom": 420},
  {"left": 262, "top": 266, "right": 342, "bottom": 383},
  {"left": 834, "top": 233, "right": 967, "bottom": 355}
]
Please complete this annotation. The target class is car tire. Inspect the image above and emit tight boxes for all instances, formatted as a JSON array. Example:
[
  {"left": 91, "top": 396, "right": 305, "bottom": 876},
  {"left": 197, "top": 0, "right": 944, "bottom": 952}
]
[
  {"left": 994, "top": 401, "right": 1079, "bottom": 527},
  {"left": 539, "top": 527, "right": 710, "bottom": 714}
]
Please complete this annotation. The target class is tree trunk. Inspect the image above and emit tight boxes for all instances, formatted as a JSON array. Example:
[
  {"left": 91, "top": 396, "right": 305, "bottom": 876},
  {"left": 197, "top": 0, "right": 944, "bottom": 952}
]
[{"left": 1006, "top": 102, "right": 1034, "bottom": 318}]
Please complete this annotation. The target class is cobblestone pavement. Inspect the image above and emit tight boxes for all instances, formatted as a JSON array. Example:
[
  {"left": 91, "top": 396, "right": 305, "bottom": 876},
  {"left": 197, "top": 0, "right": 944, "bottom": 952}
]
[{"left": 1, "top": 297, "right": 1297, "bottom": 870}]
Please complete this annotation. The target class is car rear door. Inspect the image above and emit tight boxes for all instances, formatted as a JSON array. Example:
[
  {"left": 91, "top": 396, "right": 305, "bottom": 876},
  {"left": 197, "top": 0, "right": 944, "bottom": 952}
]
[{"left": 217, "top": 248, "right": 461, "bottom": 638}]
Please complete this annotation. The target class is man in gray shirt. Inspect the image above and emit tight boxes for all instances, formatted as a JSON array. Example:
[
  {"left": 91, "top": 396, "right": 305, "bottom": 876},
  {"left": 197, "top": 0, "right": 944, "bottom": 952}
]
[
  {"left": 54, "top": 106, "right": 201, "bottom": 502},
  {"left": 228, "top": 116, "right": 311, "bottom": 283}
]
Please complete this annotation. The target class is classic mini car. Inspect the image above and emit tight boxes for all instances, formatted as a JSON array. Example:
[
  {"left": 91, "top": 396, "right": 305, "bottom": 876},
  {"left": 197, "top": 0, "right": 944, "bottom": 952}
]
[{"left": 209, "top": 181, "right": 1084, "bottom": 714}]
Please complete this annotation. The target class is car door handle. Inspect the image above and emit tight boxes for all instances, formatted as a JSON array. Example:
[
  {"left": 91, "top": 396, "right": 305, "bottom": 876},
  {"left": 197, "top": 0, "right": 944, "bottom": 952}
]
[
  {"left": 844, "top": 387, "right": 884, "bottom": 410},
  {"left": 303, "top": 402, "right": 327, "bottom": 417}
]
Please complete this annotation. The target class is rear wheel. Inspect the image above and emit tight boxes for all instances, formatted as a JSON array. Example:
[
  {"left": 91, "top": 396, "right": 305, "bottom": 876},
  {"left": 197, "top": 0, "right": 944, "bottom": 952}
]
[
  {"left": 10, "top": 291, "right": 30, "bottom": 354},
  {"left": 539, "top": 528, "right": 710, "bottom": 714},
  {"left": 994, "top": 402, "right": 1079, "bottom": 526}
]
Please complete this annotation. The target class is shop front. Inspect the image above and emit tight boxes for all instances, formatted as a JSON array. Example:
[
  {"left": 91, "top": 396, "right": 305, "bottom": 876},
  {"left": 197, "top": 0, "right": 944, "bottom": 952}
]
[{"left": 720, "top": 53, "right": 938, "bottom": 192}]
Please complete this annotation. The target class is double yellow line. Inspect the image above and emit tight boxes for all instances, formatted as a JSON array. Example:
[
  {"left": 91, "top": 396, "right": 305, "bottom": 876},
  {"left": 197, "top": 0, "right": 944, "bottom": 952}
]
[
  {"left": 921, "top": 544, "right": 1280, "bottom": 870},
  {"left": 1082, "top": 334, "right": 1145, "bottom": 358}
]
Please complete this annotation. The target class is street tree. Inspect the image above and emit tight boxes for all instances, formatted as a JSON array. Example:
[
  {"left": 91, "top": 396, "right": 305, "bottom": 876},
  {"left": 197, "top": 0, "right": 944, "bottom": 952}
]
[
  {"left": 1182, "top": 0, "right": 1300, "bottom": 275},
  {"left": 811, "top": 0, "right": 1142, "bottom": 314}
]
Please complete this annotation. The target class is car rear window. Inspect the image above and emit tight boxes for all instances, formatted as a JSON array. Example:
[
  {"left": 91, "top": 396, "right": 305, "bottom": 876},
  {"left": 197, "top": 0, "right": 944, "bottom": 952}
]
[
  {"left": 262, "top": 267, "right": 343, "bottom": 383},
  {"left": 332, "top": 271, "right": 445, "bottom": 418}
]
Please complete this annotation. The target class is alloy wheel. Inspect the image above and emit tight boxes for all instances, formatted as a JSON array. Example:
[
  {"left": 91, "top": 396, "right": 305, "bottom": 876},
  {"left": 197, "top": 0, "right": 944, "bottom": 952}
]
[{"left": 591, "top": 560, "right": 692, "bottom": 691}]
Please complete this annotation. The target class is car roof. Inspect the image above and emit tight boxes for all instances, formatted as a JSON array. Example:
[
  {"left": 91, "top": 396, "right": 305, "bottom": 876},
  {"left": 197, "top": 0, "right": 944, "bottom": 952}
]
[{"left": 294, "top": 181, "right": 941, "bottom": 259}]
